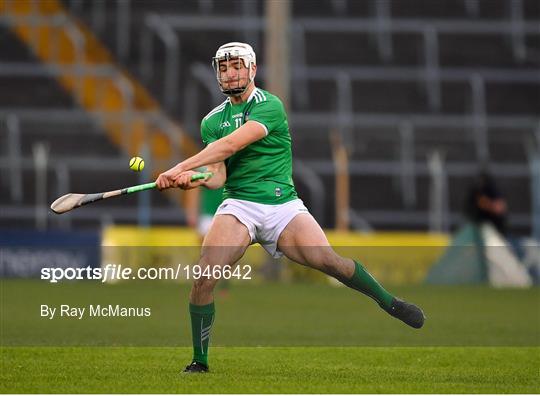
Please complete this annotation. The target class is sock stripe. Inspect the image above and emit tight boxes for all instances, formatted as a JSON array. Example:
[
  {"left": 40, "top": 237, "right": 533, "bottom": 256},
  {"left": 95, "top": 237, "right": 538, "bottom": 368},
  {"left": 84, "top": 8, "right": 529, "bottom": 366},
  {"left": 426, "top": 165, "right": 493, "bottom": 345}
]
[
  {"left": 190, "top": 303, "right": 215, "bottom": 366},
  {"left": 200, "top": 318, "right": 204, "bottom": 352}
]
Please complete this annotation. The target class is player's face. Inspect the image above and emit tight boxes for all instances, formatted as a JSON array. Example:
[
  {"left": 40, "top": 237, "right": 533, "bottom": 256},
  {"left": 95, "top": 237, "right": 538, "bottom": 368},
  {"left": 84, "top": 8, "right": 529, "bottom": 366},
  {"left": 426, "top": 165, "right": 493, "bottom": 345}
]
[{"left": 218, "top": 58, "right": 251, "bottom": 91}]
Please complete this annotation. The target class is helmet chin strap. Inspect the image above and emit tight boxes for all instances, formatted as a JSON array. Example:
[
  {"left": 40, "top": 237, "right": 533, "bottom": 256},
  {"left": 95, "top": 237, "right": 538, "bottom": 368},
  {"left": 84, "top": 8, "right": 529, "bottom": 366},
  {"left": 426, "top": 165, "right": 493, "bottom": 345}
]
[
  {"left": 219, "top": 63, "right": 255, "bottom": 97},
  {"left": 221, "top": 87, "right": 247, "bottom": 96},
  {"left": 220, "top": 77, "right": 254, "bottom": 97}
]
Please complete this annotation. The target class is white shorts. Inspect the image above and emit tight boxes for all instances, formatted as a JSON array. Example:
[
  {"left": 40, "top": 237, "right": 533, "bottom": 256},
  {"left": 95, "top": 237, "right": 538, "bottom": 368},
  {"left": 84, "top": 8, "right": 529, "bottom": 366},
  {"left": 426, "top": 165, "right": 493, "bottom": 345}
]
[
  {"left": 214, "top": 198, "right": 310, "bottom": 258},
  {"left": 197, "top": 215, "right": 214, "bottom": 237}
]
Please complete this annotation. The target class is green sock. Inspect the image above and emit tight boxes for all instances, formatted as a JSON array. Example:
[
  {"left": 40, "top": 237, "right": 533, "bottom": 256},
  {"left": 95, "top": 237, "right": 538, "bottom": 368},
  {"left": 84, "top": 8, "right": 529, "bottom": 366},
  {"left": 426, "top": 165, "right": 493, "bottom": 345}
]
[
  {"left": 343, "top": 260, "right": 394, "bottom": 310},
  {"left": 189, "top": 302, "right": 215, "bottom": 366}
]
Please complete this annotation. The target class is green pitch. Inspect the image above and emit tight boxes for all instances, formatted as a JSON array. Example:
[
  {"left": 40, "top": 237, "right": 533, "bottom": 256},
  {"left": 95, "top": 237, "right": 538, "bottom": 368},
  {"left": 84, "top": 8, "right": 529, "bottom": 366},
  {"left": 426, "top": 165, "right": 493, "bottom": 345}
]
[
  {"left": 2, "top": 346, "right": 538, "bottom": 393},
  {"left": 1, "top": 280, "right": 539, "bottom": 393}
]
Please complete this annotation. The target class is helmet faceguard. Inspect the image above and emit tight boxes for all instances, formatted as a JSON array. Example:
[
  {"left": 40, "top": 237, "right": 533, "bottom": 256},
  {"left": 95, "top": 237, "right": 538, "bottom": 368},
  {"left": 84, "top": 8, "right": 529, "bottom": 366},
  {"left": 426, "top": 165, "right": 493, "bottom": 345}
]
[{"left": 212, "top": 42, "right": 256, "bottom": 96}]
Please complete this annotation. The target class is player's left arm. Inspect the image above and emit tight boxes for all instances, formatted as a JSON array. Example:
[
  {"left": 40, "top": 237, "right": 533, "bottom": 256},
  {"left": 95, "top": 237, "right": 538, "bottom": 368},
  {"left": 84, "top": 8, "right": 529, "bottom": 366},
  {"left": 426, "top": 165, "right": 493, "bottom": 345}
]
[
  {"left": 183, "top": 120, "right": 266, "bottom": 168},
  {"left": 156, "top": 121, "right": 266, "bottom": 189}
]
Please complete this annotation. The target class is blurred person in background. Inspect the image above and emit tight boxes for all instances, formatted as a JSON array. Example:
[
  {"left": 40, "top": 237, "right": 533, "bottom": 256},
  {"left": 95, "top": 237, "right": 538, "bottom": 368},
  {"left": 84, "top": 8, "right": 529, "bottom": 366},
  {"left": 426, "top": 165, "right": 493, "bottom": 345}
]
[
  {"left": 464, "top": 172, "right": 508, "bottom": 236},
  {"left": 185, "top": 185, "right": 225, "bottom": 241},
  {"left": 185, "top": 186, "right": 229, "bottom": 296},
  {"left": 463, "top": 172, "right": 533, "bottom": 285}
]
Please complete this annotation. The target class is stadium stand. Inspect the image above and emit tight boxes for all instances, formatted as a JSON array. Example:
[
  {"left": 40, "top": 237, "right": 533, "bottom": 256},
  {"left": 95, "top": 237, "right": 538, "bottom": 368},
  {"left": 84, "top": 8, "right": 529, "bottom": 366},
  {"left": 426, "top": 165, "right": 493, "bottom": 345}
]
[
  {"left": 0, "top": 21, "right": 183, "bottom": 229},
  {"left": 1, "top": 0, "right": 539, "bottom": 233}
]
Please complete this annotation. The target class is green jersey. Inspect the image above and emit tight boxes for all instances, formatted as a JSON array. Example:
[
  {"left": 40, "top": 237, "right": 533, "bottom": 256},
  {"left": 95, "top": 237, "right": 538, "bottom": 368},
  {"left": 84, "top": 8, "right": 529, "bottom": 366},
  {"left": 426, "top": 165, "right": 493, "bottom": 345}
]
[{"left": 200, "top": 88, "right": 297, "bottom": 205}]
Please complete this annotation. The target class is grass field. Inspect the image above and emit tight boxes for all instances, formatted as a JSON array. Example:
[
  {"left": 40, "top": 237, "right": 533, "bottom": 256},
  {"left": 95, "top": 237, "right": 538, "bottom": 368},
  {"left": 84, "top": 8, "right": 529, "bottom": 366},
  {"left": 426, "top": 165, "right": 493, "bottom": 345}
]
[
  {"left": 2, "top": 346, "right": 538, "bottom": 393},
  {"left": 1, "top": 280, "right": 539, "bottom": 393}
]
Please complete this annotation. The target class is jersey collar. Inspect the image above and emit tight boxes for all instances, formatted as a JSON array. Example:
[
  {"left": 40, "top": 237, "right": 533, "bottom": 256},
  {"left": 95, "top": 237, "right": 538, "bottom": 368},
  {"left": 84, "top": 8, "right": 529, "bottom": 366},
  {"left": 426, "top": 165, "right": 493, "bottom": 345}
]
[{"left": 226, "top": 87, "right": 259, "bottom": 106}]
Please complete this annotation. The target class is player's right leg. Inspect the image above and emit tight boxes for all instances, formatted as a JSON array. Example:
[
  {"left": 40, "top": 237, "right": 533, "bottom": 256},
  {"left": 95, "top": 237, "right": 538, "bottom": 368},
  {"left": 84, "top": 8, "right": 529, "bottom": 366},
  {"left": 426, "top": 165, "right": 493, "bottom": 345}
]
[{"left": 184, "top": 214, "right": 251, "bottom": 373}]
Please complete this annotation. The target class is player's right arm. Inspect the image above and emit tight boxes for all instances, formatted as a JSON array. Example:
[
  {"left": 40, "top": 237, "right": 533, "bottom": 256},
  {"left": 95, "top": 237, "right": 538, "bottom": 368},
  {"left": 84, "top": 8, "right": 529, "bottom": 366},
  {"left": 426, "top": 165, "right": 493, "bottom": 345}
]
[{"left": 173, "top": 162, "right": 225, "bottom": 190}]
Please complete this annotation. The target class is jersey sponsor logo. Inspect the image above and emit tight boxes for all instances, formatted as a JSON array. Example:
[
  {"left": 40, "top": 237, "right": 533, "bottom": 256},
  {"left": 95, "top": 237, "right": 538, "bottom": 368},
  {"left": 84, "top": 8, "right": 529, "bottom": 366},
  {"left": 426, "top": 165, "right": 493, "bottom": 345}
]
[
  {"left": 232, "top": 113, "right": 243, "bottom": 119},
  {"left": 220, "top": 121, "right": 231, "bottom": 128}
]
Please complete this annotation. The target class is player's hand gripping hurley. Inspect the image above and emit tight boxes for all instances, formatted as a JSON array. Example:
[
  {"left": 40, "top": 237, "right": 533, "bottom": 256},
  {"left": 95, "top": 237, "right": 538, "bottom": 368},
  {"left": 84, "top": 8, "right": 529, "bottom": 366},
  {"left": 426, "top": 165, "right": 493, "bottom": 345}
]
[{"left": 50, "top": 172, "right": 213, "bottom": 214}]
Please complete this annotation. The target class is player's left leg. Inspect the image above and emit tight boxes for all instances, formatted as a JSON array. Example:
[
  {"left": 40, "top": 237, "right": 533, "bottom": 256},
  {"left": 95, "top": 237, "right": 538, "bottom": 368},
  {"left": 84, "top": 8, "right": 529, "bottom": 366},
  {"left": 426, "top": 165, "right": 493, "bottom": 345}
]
[{"left": 277, "top": 214, "right": 425, "bottom": 328}]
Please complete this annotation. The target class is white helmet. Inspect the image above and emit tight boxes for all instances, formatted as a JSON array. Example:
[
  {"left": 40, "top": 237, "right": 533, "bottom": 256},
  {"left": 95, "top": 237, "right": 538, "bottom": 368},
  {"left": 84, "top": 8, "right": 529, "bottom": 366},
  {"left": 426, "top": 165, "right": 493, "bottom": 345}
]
[{"left": 212, "top": 42, "right": 256, "bottom": 96}]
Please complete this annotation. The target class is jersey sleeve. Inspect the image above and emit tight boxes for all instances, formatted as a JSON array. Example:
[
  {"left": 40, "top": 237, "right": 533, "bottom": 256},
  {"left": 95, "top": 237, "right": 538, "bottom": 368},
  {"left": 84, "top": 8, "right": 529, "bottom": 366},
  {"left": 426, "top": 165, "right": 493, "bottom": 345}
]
[
  {"left": 200, "top": 117, "right": 219, "bottom": 146},
  {"left": 247, "top": 96, "right": 286, "bottom": 135}
]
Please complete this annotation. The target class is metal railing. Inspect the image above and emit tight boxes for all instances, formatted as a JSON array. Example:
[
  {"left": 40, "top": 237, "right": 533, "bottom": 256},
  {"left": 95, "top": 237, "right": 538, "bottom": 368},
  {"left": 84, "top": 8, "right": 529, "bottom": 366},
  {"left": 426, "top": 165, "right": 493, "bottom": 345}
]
[
  {"left": 139, "top": 12, "right": 539, "bottom": 169},
  {"left": 0, "top": 111, "right": 187, "bottom": 229},
  {"left": 140, "top": 14, "right": 180, "bottom": 111},
  {"left": 0, "top": 153, "right": 532, "bottom": 230},
  {"left": 0, "top": 11, "right": 182, "bottom": 159},
  {"left": 145, "top": 13, "right": 540, "bottom": 111},
  {"left": 4, "top": 86, "right": 535, "bottom": 229},
  {"left": 2, "top": 1, "right": 539, "bottom": 232}
]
